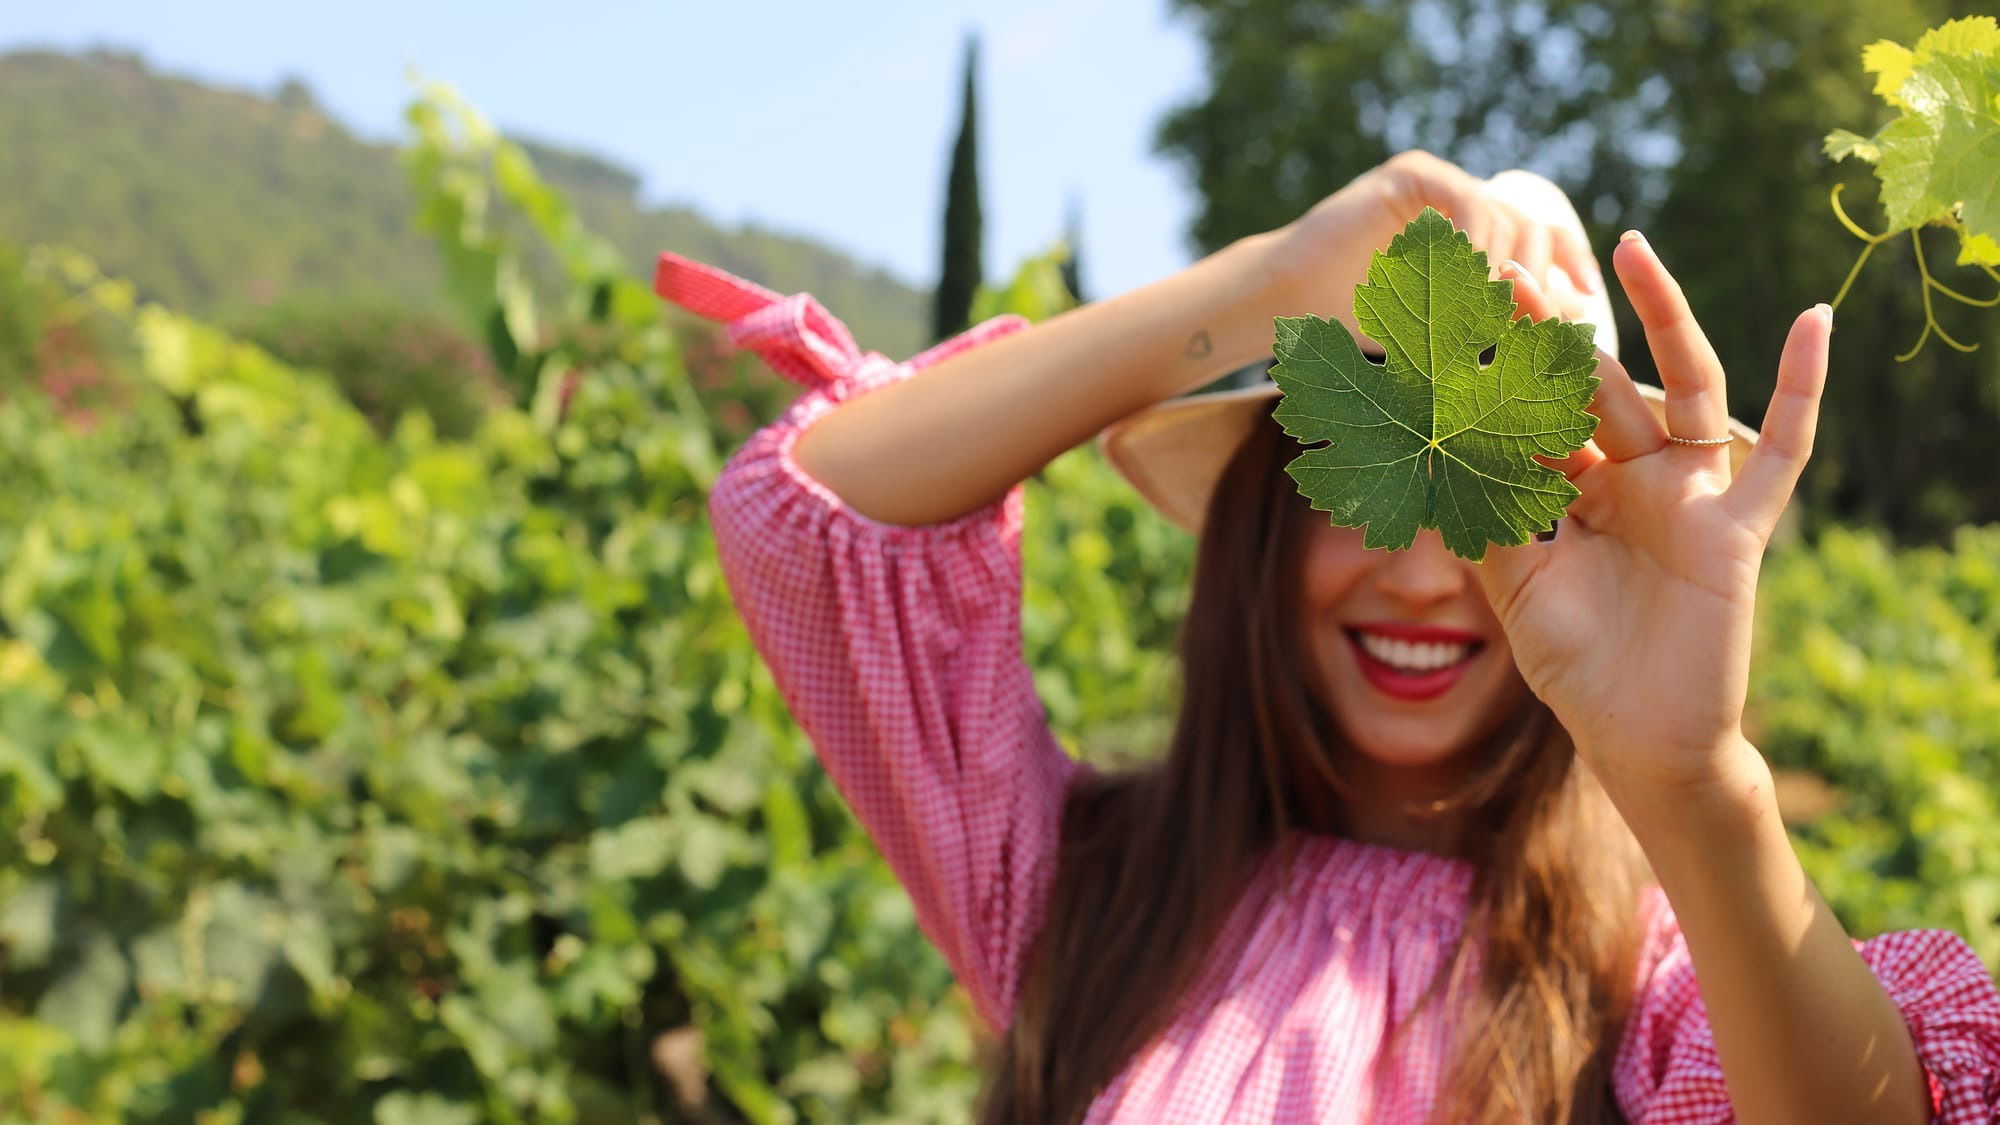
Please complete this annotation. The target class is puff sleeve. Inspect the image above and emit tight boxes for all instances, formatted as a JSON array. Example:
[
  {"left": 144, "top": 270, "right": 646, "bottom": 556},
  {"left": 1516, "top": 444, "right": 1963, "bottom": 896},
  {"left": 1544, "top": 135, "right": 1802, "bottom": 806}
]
[
  {"left": 666, "top": 253, "right": 1078, "bottom": 1030},
  {"left": 1613, "top": 889, "right": 2000, "bottom": 1123}
]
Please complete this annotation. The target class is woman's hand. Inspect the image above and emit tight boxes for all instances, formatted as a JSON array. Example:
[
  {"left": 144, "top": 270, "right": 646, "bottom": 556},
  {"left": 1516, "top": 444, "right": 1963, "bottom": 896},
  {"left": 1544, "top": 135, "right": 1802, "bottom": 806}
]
[
  {"left": 1480, "top": 239, "right": 1938, "bottom": 1125},
  {"left": 1474, "top": 232, "right": 1832, "bottom": 809},
  {"left": 1267, "top": 150, "right": 1605, "bottom": 324}
]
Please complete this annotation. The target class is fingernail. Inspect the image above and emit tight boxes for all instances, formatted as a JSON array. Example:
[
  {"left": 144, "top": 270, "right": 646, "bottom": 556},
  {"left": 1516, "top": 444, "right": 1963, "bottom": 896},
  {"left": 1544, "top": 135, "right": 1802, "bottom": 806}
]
[
  {"left": 1815, "top": 302, "right": 1833, "bottom": 326},
  {"left": 1618, "top": 229, "right": 1645, "bottom": 245},
  {"left": 1501, "top": 260, "right": 1531, "bottom": 283}
]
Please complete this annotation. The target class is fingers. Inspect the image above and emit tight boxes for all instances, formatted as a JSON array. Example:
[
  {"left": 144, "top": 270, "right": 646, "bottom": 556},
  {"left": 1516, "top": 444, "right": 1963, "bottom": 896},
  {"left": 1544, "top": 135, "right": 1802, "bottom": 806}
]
[
  {"left": 1500, "top": 259, "right": 1560, "bottom": 322},
  {"left": 1479, "top": 169, "right": 1603, "bottom": 296},
  {"left": 1382, "top": 151, "right": 1492, "bottom": 244},
  {"left": 1501, "top": 263, "right": 1664, "bottom": 461},
  {"left": 1457, "top": 181, "right": 1494, "bottom": 248},
  {"left": 1614, "top": 231, "right": 1731, "bottom": 446},
  {"left": 1552, "top": 224, "right": 1604, "bottom": 296},
  {"left": 1484, "top": 209, "right": 1517, "bottom": 278},
  {"left": 1517, "top": 222, "right": 1553, "bottom": 288},
  {"left": 1726, "top": 304, "right": 1832, "bottom": 539},
  {"left": 1544, "top": 265, "right": 1592, "bottom": 323}
]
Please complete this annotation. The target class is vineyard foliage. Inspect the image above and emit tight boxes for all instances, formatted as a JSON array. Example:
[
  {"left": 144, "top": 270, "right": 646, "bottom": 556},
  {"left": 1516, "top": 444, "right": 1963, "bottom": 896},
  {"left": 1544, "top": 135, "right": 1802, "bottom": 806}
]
[
  {"left": 1824, "top": 16, "right": 2000, "bottom": 266},
  {"left": 1754, "top": 527, "right": 2000, "bottom": 964},
  {"left": 0, "top": 87, "right": 1992, "bottom": 1123}
]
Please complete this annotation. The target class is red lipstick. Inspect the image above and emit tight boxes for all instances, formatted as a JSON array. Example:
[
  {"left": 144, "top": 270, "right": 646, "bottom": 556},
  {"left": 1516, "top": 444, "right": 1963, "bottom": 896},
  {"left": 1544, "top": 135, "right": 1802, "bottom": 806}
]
[{"left": 1344, "top": 622, "right": 1485, "bottom": 702}]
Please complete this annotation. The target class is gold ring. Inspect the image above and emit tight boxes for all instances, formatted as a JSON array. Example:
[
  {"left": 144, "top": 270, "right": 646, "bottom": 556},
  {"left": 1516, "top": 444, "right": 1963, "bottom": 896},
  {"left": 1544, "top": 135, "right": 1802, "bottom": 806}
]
[{"left": 1665, "top": 433, "right": 1733, "bottom": 447}]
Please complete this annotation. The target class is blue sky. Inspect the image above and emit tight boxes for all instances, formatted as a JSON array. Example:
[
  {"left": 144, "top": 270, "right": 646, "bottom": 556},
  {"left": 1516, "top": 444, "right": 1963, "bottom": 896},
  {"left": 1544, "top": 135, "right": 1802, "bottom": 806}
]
[{"left": 1, "top": 0, "right": 1209, "bottom": 297}]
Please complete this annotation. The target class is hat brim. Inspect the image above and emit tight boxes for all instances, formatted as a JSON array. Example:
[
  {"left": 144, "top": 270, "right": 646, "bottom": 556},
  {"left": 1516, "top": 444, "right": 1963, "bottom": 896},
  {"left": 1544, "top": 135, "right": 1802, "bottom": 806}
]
[{"left": 1097, "top": 381, "right": 1758, "bottom": 536}]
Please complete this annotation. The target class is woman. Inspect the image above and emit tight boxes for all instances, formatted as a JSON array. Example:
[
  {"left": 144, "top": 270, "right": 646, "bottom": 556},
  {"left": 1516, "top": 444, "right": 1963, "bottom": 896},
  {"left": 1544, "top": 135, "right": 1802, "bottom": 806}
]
[{"left": 664, "top": 151, "right": 2000, "bottom": 1122}]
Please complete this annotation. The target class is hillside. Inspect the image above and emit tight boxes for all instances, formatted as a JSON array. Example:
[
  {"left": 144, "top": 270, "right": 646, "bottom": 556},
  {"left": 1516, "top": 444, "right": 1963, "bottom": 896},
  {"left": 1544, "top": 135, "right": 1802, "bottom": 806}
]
[{"left": 0, "top": 48, "right": 928, "bottom": 357}]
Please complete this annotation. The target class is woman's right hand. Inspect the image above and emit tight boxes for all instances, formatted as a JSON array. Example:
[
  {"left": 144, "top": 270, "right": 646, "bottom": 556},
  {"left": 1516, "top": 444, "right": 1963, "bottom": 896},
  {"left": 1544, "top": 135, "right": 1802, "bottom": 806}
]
[{"left": 1266, "top": 150, "right": 1605, "bottom": 323}]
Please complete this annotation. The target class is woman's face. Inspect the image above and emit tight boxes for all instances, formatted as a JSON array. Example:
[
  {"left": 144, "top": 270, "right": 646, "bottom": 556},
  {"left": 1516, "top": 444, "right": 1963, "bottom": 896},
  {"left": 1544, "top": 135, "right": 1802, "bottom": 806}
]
[{"left": 1298, "top": 513, "right": 1529, "bottom": 779}]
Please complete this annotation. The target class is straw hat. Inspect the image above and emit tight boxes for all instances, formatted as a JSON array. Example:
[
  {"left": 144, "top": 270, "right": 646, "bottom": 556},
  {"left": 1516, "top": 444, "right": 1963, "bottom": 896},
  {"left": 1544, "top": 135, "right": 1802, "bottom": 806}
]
[{"left": 1098, "top": 171, "right": 1758, "bottom": 535}]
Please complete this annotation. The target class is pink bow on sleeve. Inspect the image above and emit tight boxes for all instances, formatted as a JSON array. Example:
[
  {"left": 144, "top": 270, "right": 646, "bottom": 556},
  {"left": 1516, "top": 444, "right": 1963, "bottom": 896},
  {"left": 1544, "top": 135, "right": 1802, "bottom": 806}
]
[{"left": 655, "top": 251, "right": 1029, "bottom": 385}]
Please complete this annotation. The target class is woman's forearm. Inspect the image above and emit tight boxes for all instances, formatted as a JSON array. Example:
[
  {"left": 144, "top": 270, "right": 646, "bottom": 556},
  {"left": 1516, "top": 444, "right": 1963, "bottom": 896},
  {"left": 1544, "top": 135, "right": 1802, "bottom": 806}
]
[
  {"left": 792, "top": 228, "right": 1301, "bottom": 526},
  {"left": 1603, "top": 742, "right": 1929, "bottom": 1125},
  {"left": 790, "top": 151, "right": 1600, "bottom": 527}
]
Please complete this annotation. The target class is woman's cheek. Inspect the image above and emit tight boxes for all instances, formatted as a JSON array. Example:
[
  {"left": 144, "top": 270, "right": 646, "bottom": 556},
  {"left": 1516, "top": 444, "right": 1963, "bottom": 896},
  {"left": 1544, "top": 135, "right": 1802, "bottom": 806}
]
[{"left": 1300, "top": 524, "right": 1371, "bottom": 612}]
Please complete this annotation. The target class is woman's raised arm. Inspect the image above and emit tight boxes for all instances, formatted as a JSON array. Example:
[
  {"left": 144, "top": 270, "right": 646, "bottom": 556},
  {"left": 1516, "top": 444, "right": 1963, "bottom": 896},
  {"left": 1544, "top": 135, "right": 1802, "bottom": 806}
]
[{"left": 794, "top": 151, "right": 1604, "bottom": 527}]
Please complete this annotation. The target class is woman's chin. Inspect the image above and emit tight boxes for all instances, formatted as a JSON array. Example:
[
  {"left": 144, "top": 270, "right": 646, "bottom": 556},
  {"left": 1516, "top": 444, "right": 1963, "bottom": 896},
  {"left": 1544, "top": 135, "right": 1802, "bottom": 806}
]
[
  {"left": 1316, "top": 636, "right": 1527, "bottom": 775},
  {"left": 1343, "top": 723, "right": 1480, "bottom": 772}
]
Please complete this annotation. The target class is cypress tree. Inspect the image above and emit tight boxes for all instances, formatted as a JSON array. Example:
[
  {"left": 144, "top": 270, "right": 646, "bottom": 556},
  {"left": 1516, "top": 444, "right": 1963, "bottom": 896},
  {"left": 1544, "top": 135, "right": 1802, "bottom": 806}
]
[
  {"left": 933, "top": 35, "right": 983, "bottom": 343},
  {"left": 1060, "top": 192, "right": 1087, "bottom": 305}
]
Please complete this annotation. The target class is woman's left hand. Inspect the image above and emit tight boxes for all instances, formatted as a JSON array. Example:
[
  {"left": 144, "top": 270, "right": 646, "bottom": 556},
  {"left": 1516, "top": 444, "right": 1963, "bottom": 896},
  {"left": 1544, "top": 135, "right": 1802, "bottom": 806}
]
[{"left": 1475, "top": 232, "right": 1832, "bottom": 805}]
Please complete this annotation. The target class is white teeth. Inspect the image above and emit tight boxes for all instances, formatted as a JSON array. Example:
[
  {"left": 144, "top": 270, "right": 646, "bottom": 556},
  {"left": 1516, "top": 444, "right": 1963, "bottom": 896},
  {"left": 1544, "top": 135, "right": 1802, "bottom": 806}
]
[{"left": 1355, "top": 631, "right": 1474, "bottom": 672}]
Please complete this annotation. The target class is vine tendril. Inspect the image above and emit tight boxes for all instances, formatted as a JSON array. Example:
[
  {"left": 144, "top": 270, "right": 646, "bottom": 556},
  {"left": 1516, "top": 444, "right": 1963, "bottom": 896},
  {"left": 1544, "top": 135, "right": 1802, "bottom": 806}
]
[
  {"left": 1902, "top": 229, "right": 1980, "bottom": 361},
  {"left": 1830, "top": 184, "right": 1996, "bottom": 359},
  {"left": 1830, "top": 184, "right": 1891, "bottom": 246},
  {"left": 1830, "top": 184, "right": 1892, "bottom": 313}
]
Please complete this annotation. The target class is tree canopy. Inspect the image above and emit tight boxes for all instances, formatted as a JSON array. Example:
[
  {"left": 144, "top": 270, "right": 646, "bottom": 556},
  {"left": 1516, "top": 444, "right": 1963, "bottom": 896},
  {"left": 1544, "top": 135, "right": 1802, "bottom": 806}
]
[{"left": 1158, "top": 0, "right": 2000, "bottom": 539}]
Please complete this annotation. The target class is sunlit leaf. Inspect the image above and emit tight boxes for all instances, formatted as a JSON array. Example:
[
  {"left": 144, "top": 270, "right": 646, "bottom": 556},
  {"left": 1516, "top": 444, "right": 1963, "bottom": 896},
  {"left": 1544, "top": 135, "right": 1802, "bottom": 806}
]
[{"left": 1271, "top": 208, "right": 1598, "bottom": 559}]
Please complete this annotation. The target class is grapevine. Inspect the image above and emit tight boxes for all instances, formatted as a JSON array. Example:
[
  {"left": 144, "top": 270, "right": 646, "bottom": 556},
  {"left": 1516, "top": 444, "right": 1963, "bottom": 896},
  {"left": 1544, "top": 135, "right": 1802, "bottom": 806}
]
[{"left": 1824, "top": 16, "right": 2000, "bottom": 359}]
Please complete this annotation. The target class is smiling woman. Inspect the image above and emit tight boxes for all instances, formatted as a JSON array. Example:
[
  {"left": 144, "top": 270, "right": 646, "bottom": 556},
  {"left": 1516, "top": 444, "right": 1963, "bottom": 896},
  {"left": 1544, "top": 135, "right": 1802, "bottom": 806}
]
[
  {"left": 1309, "top": 540, "right": 1519, "bottom": 743},
  {"left": 678, "top": 151, "right": 2000, "bottom": 1124}
]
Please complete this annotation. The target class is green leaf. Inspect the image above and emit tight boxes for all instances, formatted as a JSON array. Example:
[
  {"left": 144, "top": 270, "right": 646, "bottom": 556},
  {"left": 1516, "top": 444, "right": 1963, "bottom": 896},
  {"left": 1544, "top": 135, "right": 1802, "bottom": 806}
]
[
  {"left": 1863, "top": 39, "right": 1916, "bottom": 108},
  {"left": 1837, "top": 18, "right": 2000, "bottom": 240},
  {"left": 1823, "top": 128, "right": 1880, "bottom": 163},
  {"left": 375, "top": 1092, "right": 480, "bottom": 1125},
  {"left": 1915, "top": 15, "right": 2000, "bottom": 61},
  {"left": 970, "top": 245, "right": 1077, "bottom": 324},
  {"left": 0, "top": 878, "right": 60, "bottom": 969},
  {"left": 1270, "top": 207, "right": 1598, "bottom": 560},
  {"left": 678, "top": 816, "right": 737, "bottom": 890},
  {"left": 1874, "top": 111, "right": 1953, "bottom": 231},
  {"left": 1957, "top": 229, "right": 2000, "bottom": 268},
  {"left": 0, "top": 1016, "right": 76, "bottom": 1093},
  {"left": 34, "top": 934, "right": 129, "bottom": 1051},
  {"left": 71, "top": 721, "right": 164, "bottom": 799},
  {"left": 1907, "top": 51, "right": 2000, "bottom": 251}
]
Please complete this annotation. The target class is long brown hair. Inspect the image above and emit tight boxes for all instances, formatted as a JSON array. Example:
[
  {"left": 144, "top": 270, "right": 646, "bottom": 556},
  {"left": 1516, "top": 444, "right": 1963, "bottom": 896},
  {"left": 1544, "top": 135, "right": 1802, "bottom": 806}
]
[{"left": 980, "top": 416, "right": 1649, "bottom": 1123}]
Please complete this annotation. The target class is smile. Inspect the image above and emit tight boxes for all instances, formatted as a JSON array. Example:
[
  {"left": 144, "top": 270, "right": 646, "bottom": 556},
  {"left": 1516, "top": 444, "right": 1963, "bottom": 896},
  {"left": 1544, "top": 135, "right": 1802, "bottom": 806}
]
[{"left": 1344, "top": 623, "right": 1485, "bottom": 701}]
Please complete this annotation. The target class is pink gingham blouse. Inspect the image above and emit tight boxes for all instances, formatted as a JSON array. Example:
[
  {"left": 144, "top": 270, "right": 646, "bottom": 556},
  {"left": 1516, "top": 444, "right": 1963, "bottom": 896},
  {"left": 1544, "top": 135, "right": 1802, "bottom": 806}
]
[{"left": 664, "top": 253, "right": 2000, "bottom": 1123}]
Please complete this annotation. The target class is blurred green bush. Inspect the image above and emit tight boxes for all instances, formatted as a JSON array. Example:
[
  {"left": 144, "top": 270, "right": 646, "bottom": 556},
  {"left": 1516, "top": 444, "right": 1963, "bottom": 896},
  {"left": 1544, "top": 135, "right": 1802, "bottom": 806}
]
[
  {"left": 0, "top": 87, "right": 1183, "bottom": 1124},
  {"left": 1755, "top": 526, "right": 2000, "bottom": 964},
  {"left": 231, "top": 298, "right": 503, "bottom": 441},
  {"left": 0, "top": 84, "right": 1990, "bottom": 1125},
  {"left": 0, "top": 242, "right": 128, "bottom": 421}
]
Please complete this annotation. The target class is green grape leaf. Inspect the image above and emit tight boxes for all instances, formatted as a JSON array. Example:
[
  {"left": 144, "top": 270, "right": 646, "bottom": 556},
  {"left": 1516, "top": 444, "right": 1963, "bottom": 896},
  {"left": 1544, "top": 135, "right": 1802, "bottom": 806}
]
[
  {"left": 1863, "top": 40, "right": 1916, "bottom": 108},
  {"left": 1832, "top": 17, "right": 2000, "bottom": 242},
  {"left": 1823, "top": 128, "right": 1880, "bottom": 163},
  {"left": 1958, "top": 230, "right": 2000, "bottom": 268},
  {"left": 1915, "top": 16, "right": 2000, "bottom": 61},
  {"left": 1875, "top": 111, "right": 1954, "bottom": 231},
  {"left": 1270, "top": 207, "right": 1599, "bottom": 561},
  {"left": 1905, "top": 51, "right": 2000, "bottom": 259}
]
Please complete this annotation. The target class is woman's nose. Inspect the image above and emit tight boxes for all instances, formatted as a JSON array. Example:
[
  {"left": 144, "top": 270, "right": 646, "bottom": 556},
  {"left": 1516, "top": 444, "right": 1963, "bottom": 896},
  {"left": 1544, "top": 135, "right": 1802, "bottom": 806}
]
[{"left": 1372, "top": 530, "right": 1467, "bottom": 607}]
